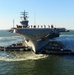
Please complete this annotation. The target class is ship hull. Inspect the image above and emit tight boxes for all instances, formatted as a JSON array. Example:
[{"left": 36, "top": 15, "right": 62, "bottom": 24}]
[
  {"left": 24, "top": 38, "right": 50, "bottom": 53},
  {"left": 17, "top": 28, "right": 60, "bottom": 53}
]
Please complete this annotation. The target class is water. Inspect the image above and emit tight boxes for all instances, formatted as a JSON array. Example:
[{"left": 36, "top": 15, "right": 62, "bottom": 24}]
[
  {"left": 0, "top": 30, "right": 74, "bottom": 75},
  {"left": 0, "top": 30, "right": 24, "bottom": 46}
]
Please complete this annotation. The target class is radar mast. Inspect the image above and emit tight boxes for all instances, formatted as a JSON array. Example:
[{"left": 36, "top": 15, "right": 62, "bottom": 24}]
[{"left": 20, "top": 10, "right": 29, "bottom": 28}]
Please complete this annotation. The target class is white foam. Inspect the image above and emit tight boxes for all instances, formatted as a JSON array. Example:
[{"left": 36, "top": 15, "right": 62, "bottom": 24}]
[{"left": 0, "top": 52, "right": 48, "bottom": 61}]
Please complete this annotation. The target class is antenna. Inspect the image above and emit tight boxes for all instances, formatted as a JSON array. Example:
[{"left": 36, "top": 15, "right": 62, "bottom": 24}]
[
  {"left": 34, "top": 11, "right": 36, "bottom": 25},
  {"left": 21, "top": 10, "right": 28, "bottom": 21},
  {"left": 20, "top": 10, "right": 29, "bottom": 27},
  {"left": 13, "top": 19, "right": 14, "bottom": 28}
]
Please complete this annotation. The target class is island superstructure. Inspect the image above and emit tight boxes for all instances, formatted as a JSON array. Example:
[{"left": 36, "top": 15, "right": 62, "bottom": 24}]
[{"left": 12, "top": 10, "right": 68, "bottom": 53}]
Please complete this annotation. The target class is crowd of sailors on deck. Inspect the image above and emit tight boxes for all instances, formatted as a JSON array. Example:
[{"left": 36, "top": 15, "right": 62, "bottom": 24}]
[
  {"left": 30, "top": 25, "right": 54, "bottom": 28},
  {"left": 17, "top": 25, "right": 54, "bottom": 28}
]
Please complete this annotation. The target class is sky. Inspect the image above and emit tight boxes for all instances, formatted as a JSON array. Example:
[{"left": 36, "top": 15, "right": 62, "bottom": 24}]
[{"left": 0, "top": 0, "right": 74, "bottom": 30}]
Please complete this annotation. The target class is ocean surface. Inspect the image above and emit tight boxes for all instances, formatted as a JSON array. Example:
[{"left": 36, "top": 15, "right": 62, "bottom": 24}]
[{"left": 0, "top": 30, "right": 74, "bottom": 75}]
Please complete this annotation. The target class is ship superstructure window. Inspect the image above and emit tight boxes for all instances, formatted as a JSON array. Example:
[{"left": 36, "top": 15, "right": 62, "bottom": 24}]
[
  {"left": 48, "top": 25, "right": 50, "bottom": 28},
  {"left": 34, "top": 25, "right": 36, "bottom": 28},
  {"left": 51, "top": 25, "right": 54, "bottom": 28},
  {"left": 31, "top": 25, "right": 32, "bottom": 28},
  {"left": 17, "top": 25, "right": 22, "bottom": 28},
  {"left": 41, "top": 25, "right": 43, "bottom": 28},
  {"left": 38, "top": 25, "right": 39, "bottom": 28},
  {"left": 44, "top": 25, "right": 46, "bottom": 28}
]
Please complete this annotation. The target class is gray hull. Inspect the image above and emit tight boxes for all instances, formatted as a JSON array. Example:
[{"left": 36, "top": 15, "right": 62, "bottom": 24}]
[{"left": 17, "top": 28, "right": 60, "bottom": 53}]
